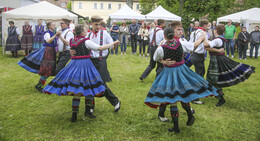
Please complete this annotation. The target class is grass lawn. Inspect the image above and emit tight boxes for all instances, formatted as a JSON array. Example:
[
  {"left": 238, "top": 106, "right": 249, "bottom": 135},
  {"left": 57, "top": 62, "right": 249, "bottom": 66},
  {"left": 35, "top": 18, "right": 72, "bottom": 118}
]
[{"left": 0, "top": 46, "right": 259, "bottom": 141}]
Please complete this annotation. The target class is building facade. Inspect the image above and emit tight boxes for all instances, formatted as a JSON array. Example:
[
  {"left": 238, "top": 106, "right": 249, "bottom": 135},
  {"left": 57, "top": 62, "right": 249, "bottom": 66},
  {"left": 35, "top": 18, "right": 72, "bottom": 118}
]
[
  {"left": 41, "top": 0, "right": 71, "bottom": 8},
  {"left": 71, "top": 0, "right": 140, "bottom": 21}
]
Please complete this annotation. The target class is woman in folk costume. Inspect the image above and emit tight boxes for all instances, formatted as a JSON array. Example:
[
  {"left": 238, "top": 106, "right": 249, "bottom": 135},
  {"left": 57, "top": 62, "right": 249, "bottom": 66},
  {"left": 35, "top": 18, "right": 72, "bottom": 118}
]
[
  {"left": 33, "top": 19, "right": 45, "bottom": 50},
  {"left": 144, "top": 27, "right": 219, "bottom": 133},
  {"left": 21, "top": 21, "right": 33, "bottom": 56},
  {"left": 5, "top": 21, "right": 21, "bottom": 58},
  {"left": 18, "top": 22, "right": 60, "bottom": 92},
  {"left": 203, "top": 25, "right": 255, "bottom": 106},
  {"left": 43, "top": 25, "right": 120, "bottom": 122}
]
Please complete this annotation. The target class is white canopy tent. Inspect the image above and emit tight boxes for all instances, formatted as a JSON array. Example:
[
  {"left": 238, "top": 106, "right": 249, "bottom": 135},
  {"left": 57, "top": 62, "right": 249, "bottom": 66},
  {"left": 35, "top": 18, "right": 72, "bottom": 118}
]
[
  {"left": 2, "top": 1, "right": 78, "bottom": 54},
  {"left": 217, "top": 8, "right": 260, "bottom": 27},
  {"left": 145, "top": 5, "right": 181, "bottom": 21},
  {"left": 109, "top": 5, "right": 146, "bottom": 21}
]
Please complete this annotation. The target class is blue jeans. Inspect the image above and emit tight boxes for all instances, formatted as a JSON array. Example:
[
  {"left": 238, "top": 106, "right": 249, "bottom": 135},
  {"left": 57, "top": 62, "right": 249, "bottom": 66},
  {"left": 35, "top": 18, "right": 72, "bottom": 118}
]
[
  {"left": 250, "top": 43, "right": 259, "bottom": 59},
  {"left": 111, "top": 34, "right": 119, "bottom": 54},
  {"left": 120, "top": 36, "right": 127, "bottom": 52},
  {"left": 226, "top": 39, "right": 234, "bottom": 56}
]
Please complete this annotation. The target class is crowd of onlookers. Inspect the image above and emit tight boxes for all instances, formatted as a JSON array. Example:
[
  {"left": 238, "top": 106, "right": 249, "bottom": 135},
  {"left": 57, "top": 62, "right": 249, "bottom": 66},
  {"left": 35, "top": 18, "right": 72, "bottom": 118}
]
[
  {"left": 4, "top": 18, "right": 259, "bottom": 60},
  {"left": 100, "top": 18, "right": 259, "bottom": 60}
]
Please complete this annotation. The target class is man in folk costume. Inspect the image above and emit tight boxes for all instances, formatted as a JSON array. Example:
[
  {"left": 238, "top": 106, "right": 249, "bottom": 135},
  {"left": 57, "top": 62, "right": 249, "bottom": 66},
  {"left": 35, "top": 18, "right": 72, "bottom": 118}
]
[
  {"left": 70, "top": 16, "right": 121, "bottom": 113},
  {"left": 5, "top": 21, "right": 21, "bottom": 58},
  {"left": 21, "top": 21, "right": 33, "bottom": 56},
  {"left": 139, "top": 19, "right": 165, "bottom": 81},
  {"left": 56, "top": 18, "right": 74, "bottom": 74},
  {"left": 189, "top": 19, "right": 209, "bottom": 105}
]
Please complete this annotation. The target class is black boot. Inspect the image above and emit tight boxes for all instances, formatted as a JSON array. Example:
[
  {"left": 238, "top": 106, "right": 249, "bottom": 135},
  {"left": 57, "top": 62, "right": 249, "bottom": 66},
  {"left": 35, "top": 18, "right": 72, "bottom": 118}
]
[
  {"left": 158, "top": 105, "right": 169, "bottom": 122},
  {"left": 15, "top": 52, "right": 18, "bottom": 58},
  {"left": 216, "top": 97, "right": 226, "bottom": 107},
  {"left": 11, "top": 51, "right": 15, "bottom": 57},
  {"left": 169, "top": 107, "right": 180, "bottom": 133},
  {"left": 85, "top": 105, "right": 96, "bottom": 119},
  {"left": 35, "top": 79, "right": 45, "bottom": 93},
  {"left": 181, "top": 102, "right": 195, "bottom": 126},
  {"left": 216, "top": 89, "right": 226, "bottom": 107},
  {"left": 168, "top": 120, "right": 180, "bottom": 133},
  {"left": 71, "top": 112, "right": 78, "bottom": 122},
  {"left": 186, "top": 115, "right": 195, "bottom": 126}
]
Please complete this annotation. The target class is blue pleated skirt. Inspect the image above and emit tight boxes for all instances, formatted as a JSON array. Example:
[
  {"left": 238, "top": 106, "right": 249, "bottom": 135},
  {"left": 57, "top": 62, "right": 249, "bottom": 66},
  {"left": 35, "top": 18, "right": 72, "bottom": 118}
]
[
  {"left": 33, "top": 43, "right": 44, "bottom": 50},
  {"left": 43, "top": 58, "right": 105, "bottom": 96},
  {"left": 17, "top": 46, "right": 45, "bottom": 73},
  {"left": 145, "top": 64, "right": 219, "bottom": 108}
]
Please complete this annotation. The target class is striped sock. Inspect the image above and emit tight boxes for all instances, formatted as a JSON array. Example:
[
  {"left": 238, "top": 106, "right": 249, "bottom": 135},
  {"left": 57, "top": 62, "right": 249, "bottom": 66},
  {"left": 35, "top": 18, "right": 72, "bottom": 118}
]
[{"left": 72, "top": 96, "right": 81, "bottom": 113}]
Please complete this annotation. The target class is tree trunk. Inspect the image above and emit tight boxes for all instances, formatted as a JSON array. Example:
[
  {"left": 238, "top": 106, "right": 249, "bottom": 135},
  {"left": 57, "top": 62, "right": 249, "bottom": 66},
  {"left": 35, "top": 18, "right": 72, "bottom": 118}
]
[{"left": 127, "top": 0, "right": 133, "bottom": 9}]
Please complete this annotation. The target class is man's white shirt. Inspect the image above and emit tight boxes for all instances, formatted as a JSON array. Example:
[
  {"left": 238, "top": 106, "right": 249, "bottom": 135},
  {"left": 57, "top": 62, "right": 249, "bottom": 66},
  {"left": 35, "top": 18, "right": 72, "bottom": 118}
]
[
  {"left": 57, "top": 28, "right": 74, "bottom": 52},
  {"left": 87, "top": 30, "right": 113, "bottom": 58},
  {"left": 189, "top": 29, "right": 207, "bottom": 54}
]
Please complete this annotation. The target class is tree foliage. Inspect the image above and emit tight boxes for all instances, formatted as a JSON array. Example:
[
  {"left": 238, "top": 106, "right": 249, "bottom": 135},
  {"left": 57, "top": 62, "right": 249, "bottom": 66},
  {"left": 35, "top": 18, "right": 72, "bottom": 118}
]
[
  {"left": 67, "top": 1, "right": 72, "bottom": 10},
  {"left": 139, "top": 0, "right": 260, "bottom": 31}
]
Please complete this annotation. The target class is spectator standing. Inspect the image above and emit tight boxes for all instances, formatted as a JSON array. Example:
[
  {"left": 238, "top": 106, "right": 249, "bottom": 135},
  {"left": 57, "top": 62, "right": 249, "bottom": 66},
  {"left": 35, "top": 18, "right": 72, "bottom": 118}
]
[
  {"left": 225, "top": 19, "right": 237, "bottom": 58},
  {"left": 110, "top": 21, "right": 120, "bottom": 55},
  {"left": 187, "top": 23, "right": 195, "bottom": 40},
  {"left": 138, "top": 22, "right": 149, "bottom": 57},
  {"left": 250, "top": 26, "right": 260, "bottom": 59},
  {"left": 129, "top": 19, "right": 140, "bottom": 54},
  {"left": 194, "top": 21, "right": 199, "bottom": 30},
  {"left": 119, "top": 21, "right": 129, "bottom": 54},
  {"left": 238, "top": 27, "right": 250, "bottom": 60},
  {"left": 5, "top": 21, "right": 21, "bottom": 58}
]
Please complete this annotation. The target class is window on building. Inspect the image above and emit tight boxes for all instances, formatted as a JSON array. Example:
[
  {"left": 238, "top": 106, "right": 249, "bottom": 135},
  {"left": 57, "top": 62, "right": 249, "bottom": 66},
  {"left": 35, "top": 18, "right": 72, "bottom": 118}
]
[
  {"left": 108, "top": 3, "right": 112, "bottom": 10},
  {"left": 61, "top": 2, "right": 66, "bottom": 8},
  {"left": 100, "top": 3, "right": 104, "bottom": 9},
  {"left": 136, "top": 4, "right": 140, "bottom": 10},
  {"left": 79, "top": 2, "right": 82, "bottom": 9},
  {"left": 118, "top": 4, "right": 121, "bottom": 10},
  {"left": 94, "top": 3, "right": 97, "bottom": 9}
]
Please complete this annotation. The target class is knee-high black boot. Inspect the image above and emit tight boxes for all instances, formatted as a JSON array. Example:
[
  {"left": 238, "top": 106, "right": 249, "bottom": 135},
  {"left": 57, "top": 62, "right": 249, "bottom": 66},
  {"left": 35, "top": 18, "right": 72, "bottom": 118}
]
[
  {"left": 168, "top": 105, "right": 180, "bottom": 133},
  {"left": 85, "top": 96, "right": 96, "bottom": 118},
  {"left": 11, "top": 51, "right": 15, "bottom": 57},
  {"left": 216, "top": 89, "right": 226, "bottom": 107},
  {"left": 181, "top": 102, "right": 195, "bottom": 126},
  {"left": 71, "top": 97, "right": 80, "bottom": 122}
]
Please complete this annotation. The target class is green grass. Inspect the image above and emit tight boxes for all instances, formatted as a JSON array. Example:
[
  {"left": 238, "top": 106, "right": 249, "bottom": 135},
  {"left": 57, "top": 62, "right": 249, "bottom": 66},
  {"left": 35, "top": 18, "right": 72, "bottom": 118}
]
[{"left": 0, "top": 46, "right": 259, "bottom": 141}]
